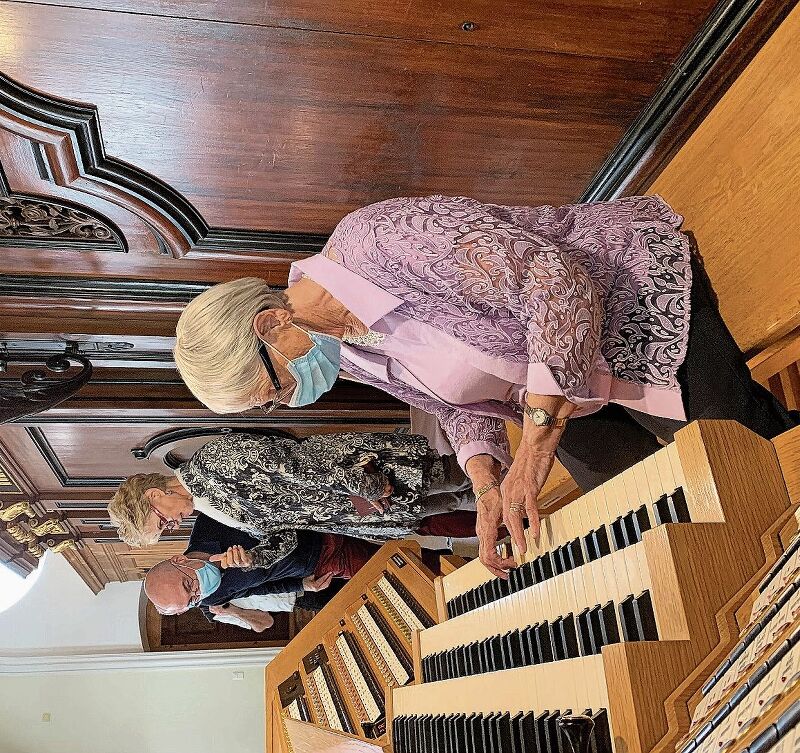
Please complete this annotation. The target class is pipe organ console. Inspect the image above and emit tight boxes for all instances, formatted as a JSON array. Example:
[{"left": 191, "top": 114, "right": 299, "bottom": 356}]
[
  {"left": 266, "top": 539, "right": 438, "bottom": 752},
  {"left": 264, "top": 421, "right": 797, "bottom": 753},
  {"left": 390, "top": 421, "right": 796, "bottom": 753}
]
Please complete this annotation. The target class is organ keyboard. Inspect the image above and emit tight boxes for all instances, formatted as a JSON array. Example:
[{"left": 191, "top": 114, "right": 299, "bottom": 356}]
[
  {"left": 266, "top": 539, "right": 438, "bottom": 753},
  {"left": 390, "top": 420, "right": 796, "bottom": 753}
]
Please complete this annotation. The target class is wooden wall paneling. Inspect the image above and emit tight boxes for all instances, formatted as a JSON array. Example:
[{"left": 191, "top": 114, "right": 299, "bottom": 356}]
[
  {"left": 648, "top": 3, "right": 800, "bottom": 355},
  {"left": 6, "top": 0, "right": 719, "bottom": 62},
  {"left": 585, "top": 0, "right": 797, "bottom": 200},
  {"left": 0, "top": 2, "right": 669, "bottom": 243}
]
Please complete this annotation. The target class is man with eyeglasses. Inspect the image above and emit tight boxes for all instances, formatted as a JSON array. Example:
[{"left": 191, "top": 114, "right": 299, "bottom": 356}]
[{"left": 143, "top": 514, "right": 380, "bottom": 629}]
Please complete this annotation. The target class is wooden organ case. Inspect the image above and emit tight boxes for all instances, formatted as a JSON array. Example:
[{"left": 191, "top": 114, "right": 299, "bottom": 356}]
[
  {"left": 266, "top": 539, "right": 438, "bottom": 752},
  {"left": 390, "top": 420, "right": 798, "bottom": 753}
]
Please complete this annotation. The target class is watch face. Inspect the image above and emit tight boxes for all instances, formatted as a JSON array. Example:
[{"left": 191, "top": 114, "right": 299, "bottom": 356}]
[{"left": 531, "top": 408, "right": 548, "bottom": 425}]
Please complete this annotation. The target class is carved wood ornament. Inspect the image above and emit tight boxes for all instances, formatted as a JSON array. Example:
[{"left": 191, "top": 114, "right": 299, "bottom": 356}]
[{"left": 0, "top": 72, "right": 326, "bottom": 261}]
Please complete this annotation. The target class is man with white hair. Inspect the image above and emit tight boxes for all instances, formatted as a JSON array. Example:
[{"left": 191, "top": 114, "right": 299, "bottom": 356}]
[{"left": 145, "top": 515, "right": 377, "bottom": 630}]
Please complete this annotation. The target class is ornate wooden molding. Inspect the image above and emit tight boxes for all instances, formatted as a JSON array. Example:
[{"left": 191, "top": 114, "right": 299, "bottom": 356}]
[
  {"left": 0, "top": 348, "right": 93, "bottom": 424},
  {"left": 130, "top": 426, "right": 296, "bottom": 467},
  {"left": 0, "top": 500, "right": 78, "bottom": 558},
  {"left": 0, "top": 72, "right": 328, "bottom": 260},
  {"left": 0, "top": 192, "right": 125, "bottom": 252}
]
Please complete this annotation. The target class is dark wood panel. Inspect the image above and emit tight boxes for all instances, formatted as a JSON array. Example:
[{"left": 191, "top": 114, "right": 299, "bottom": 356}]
[
  {"left": 7, "top": 0, "right": 717, "bottom": 63},
  {"left": 0, "top": 3, "right": 667, "bottom": 235},
  {"left": 151, "top": 599, "right": 295, "bottom": 651}
]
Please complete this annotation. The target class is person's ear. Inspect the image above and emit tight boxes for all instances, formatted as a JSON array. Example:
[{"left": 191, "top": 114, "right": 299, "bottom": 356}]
[
  {"left": 252, "top": 309, "right": 293, "bottom": 342},
  {"left": 143, "top": 487, "right": 163, "bottom": 504},
  {"left": 170, "top": 554, "right": 190, "bottom": 566}
]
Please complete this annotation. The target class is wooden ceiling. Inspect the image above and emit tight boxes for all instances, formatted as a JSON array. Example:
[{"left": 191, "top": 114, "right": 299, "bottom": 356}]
[{"left": 0, "top": 0, "right": 720, "bottom": 240}]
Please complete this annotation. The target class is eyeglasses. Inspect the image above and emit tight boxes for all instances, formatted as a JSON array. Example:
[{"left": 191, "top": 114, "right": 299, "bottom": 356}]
[
  {"left": 170, "top": 560, "right": 202, "bottom": 609},
  {"left": 150, "top": 504, "right": 179, "bottom": 532},
  {"left": 258, "top": 343, "right": 282, "bottom": 415}
]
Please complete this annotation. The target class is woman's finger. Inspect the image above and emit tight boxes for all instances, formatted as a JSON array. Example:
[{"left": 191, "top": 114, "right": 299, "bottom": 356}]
[
  {"left": 525, "top": 497, "right": 541, "bottom": 545},
  {"left": 370, "top": 499, "right": 385, "bottom": 513},
  {"left": 501, "top": 487, "right": 527, "bottom": 557}
]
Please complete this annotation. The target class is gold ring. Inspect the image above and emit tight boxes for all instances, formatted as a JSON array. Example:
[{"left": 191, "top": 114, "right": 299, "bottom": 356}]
[{"left": 509, "top": 503, "right": 525, "bottom": 514}]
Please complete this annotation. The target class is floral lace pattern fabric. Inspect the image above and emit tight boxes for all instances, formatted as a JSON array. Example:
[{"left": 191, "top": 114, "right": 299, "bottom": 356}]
[
  {"left": 326, "top": 194, "right": 691, "bottom": 398},
  {"left": 178, "top": 432, "right": 439, "bottom": 568}
]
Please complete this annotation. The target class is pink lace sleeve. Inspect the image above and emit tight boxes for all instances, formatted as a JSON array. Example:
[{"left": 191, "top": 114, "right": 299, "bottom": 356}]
[{"left": 341, "top": 359, "right": 512, "bottom": 471}]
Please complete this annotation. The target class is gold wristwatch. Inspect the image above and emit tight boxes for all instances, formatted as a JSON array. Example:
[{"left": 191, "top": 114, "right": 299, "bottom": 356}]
[{"left": 524, "top": 404, "right": 568, "bottom": 429}]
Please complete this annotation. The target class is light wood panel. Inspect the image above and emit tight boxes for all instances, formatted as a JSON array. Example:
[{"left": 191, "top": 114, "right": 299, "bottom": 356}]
[
  {"left": 649, "top": 4, "right": 800, "bottom": 354},
  {"left": 774, "top": 425, "right": 800, "bottom": 505}
]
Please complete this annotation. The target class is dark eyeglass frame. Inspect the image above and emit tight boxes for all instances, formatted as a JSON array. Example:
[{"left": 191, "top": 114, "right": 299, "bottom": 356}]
[
  {"left": 170, "top": 560, "right": 202, "bottom": 609},
  {"left": 258, "top": 343, "right": 282, "bottom": 415},
  {"left": 150, "top": 503, "right": 179, "bottom": 532}
]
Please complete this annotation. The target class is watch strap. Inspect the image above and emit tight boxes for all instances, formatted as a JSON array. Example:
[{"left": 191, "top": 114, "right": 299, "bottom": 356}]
[{"left": 524, "top": 404, "right": 568, "bottom": 429}]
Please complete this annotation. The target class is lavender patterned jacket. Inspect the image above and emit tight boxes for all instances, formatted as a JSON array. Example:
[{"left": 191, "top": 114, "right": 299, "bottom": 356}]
[{"left": 290, "top": 194, "right": 692, "bottom": 467}]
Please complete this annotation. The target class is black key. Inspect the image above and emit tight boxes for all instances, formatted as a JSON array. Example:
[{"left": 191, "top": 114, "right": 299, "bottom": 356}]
[
  {"left": 509, "top": 711, "right": 525, "bottom": 753},
  {"left": 653, "top": 494, "right": 671, "bottom": 525},
  {"left": 466, "top": 713, "right": 481, "bottom": 753},
  {"left": 422, "top": 655, "right": 432, "bottom": 682},
  {"left": 670, "top": 487, "right": 690, "bottom": 522},
  {"left": 632, "top": 505, "right": 651, "bottom": 541},
  {"left": 634, "top": 590, "right": 659, "bottom": 640},
  {"left": 562, "top": 614, "right": 580, "bottom": 658},
  {"left": 508, "top": 566, "right": 523, "bottom": 594},
  {"left": 534, "top": 711, "right": 550, "bottom": 751},
  {"left": 507, "top": 628, "right": 524, "bottom": 668},
  {"left": 611, "top": 516, "right": 628, "bottom": 550},
  {"left": 592, "top": 709, "right": 612, "bottom": 753},
  {"left": 497, "top": 712, "right": 513, "bottom": 753},
  {"left": 469, "top": 641, "right": 482, "bottom": 676},
  {"left": 519, "top": 561, "right": 536, "bottom": 588},
  {"left": 522, "top": 624, "right": 539, "bottom": 665},
  {"left": 570, "top": 537, "right": 585, "bottom": 567},
  {"left": 599, "top": 601, "right": 620, "bottom": 646},
  {"left": 543, "top": 710, "right": 562, "bottom": 753},
  {"left": 456, "top": 646, "right": 468, "bottom": 678},
  {"left": 553, "top": 545, "right": 567, "bottom": 576},
  {"left": 537, "top": 622, "right": 555, "bottom": 663},
  {"left": 540, "top": 553, "right": 554, "bottom": 581},
  {"left": 445, "top": 649, "right": 455, "bottom": 680},
  {"left": 578, "top": 608, "right": 596, "bottom": 656},
  {"left": 488, "top": 634, "right": 503, "bottom": 671},
  {"left": 623, "top": 511, "right": 640, "bottom": 545},
  {"left": 552, "top": 617, "right": 567, "bottom": 661},
  {"left": 447, "top": 713, "right": 460, "bottom": 753},
  {"left": 594, "top": 527, "right": 611, "bottom": 558},
  {"left": 619, "top": 595, "right": 639, "bottom": 641},
  {"left": 583, "top": 530, "right": 599, "bottom": 561},
  {"left": 484, "top": 712, "right": 500, "bottom": 753},
  {"left": 519, "top": 711, "right": 537, "bottom": 749}
]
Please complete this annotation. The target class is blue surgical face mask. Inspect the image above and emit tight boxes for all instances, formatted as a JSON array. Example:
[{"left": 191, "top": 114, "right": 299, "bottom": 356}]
[
  {"left": 268, "top": 324, "right": 341, "bottom": 407},
  {"left": 194, "top": 561, "right": 222, "bottom": 599}
]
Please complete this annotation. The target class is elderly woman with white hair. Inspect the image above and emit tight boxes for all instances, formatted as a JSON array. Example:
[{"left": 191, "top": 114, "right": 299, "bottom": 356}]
[
  {"left": 174, "top": 194, "right": 797, "bottom": 577},
  {"left": 108, "top": 430, "right": 479, "bottom": 567}
]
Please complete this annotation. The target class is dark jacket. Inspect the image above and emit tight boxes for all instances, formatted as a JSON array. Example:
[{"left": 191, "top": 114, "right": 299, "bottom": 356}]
[{"left": 184, "top": 514, "right": 322, "bottom": 614}]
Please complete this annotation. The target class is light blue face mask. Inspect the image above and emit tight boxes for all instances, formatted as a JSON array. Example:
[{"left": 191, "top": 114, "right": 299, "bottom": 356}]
[
  {"left": 268, "top": 324, "right": 342, "bottom": 407},
  {"left": 194, "top": 561, "right": 222, "bottom": 599}
]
